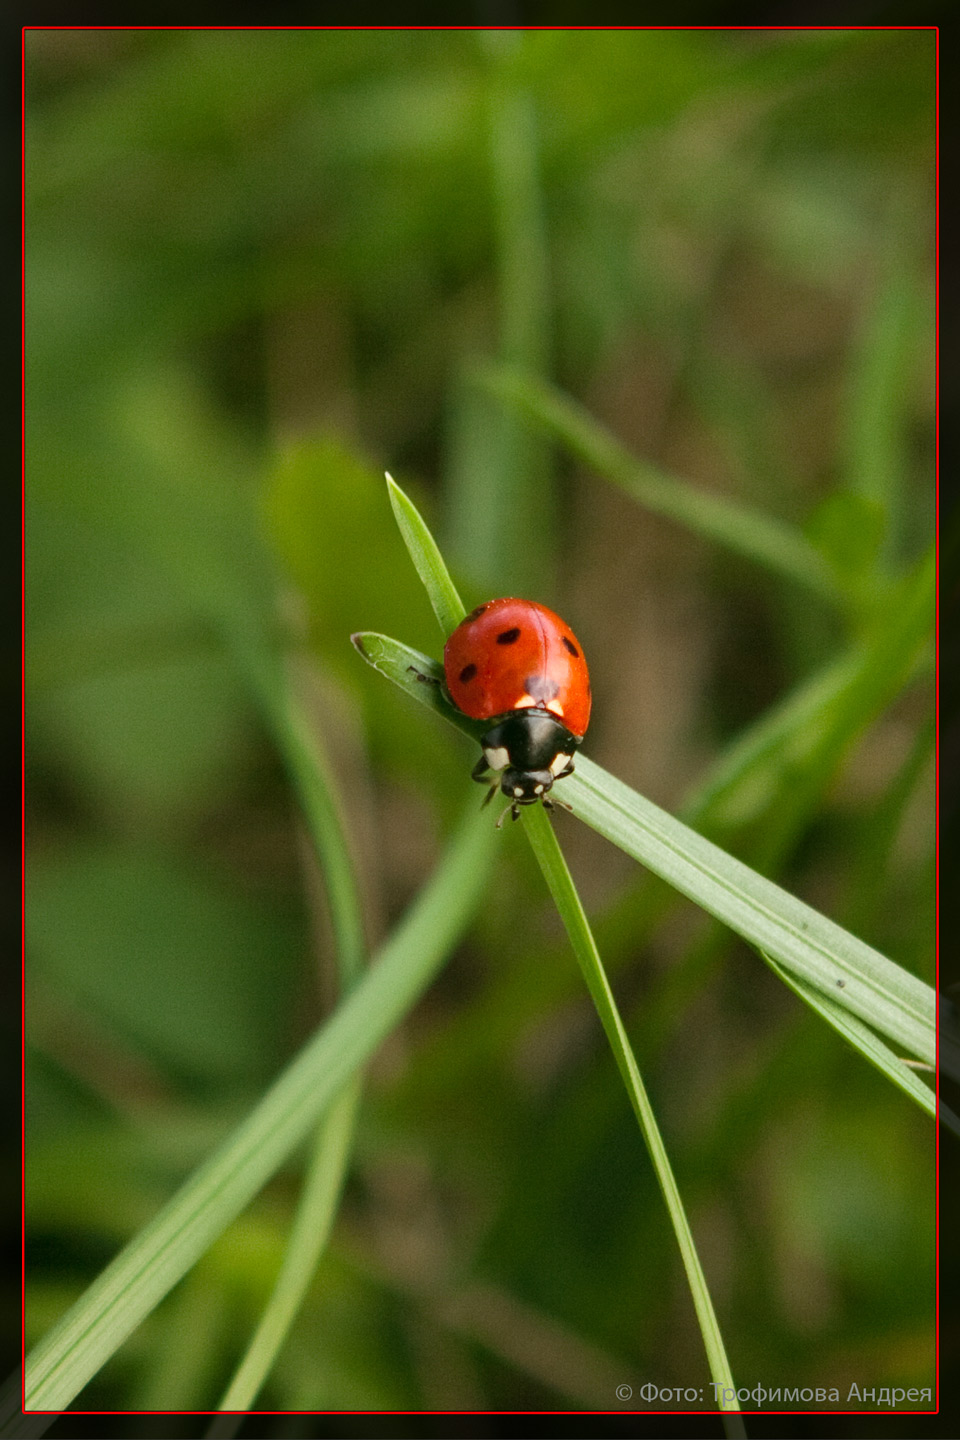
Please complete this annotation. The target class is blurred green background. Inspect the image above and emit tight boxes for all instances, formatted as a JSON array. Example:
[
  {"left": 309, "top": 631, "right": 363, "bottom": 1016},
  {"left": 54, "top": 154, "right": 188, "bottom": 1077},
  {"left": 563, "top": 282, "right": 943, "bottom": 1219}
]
[{"left": 25, "top": 26, "right": 936, "bottom": 1435}]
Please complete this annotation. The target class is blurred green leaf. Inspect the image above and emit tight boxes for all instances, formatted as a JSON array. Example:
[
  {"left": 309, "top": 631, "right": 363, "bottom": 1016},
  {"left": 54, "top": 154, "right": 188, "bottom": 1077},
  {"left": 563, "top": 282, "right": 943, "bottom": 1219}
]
[
  {"left": 264, "top": 437, "right": 465, "bottom": 795},
  {"left": 26, "top": 844, "right": 301, "bottom": 1084},
  {"left": 805, "top": 490, "right": 887, "bottom": 590},
  {"left": 516, "top": 29, "right": 719, "bottom": 161},
  {"left": 28, "top": 657, "right": 255, "bottom": 832},
  {"left": 266, "top": 440, "right": 439, "bottom": 665}
]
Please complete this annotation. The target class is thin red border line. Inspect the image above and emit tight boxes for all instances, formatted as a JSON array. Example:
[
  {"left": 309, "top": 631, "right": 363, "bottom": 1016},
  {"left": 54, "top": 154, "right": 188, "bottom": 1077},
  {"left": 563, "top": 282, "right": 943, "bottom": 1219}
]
[
  {"left": 21, "top": 21, "right": 27, "bottom": 1421},
  {"left": 21, "top": 21, "right": 939, "bottom": 1424},
  {"left": 30, "top": 1408, "right": 940, "bottom": 1418},
  {"left": 29, "top": 1407, "right": 941, "bottom": 1417}
]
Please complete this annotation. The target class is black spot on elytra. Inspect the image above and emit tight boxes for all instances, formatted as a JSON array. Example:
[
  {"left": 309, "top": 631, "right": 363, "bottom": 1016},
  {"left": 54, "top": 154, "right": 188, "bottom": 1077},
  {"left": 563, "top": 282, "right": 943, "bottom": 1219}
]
[
  {"left": 524, "top": 673, "right": 559, "bottom": 702},
  {"left": 562, "top": 636, "right": 579, "bottom": 657},
  {"left": 497, "top": 627, "right": 521, "bottom": 645},
  {"left": 459, "top": 663, "right": 477, "bottom": 684},
  {"left": 465, "top": 604, "right": 489, "bottom": 622}
]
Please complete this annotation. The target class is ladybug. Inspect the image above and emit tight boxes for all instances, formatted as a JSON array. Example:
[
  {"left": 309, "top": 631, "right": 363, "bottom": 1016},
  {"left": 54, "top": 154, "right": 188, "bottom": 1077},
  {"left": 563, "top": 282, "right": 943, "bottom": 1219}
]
[{"left": 443, "top": 598, "right": 591, "bottom": 822}]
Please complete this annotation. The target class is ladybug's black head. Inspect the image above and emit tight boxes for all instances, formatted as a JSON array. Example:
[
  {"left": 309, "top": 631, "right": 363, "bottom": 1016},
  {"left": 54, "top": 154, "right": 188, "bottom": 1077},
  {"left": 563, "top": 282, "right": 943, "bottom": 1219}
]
[{"left": 500, "top": 765, "right": 556, "bottom": 805}]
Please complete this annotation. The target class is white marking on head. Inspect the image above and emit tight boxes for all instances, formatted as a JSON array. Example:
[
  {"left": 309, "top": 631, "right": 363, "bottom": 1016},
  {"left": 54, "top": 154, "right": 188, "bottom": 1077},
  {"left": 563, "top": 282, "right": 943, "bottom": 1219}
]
[
  {"left": 533, "top": 783, "right": 544, "bottom": 794},
  {"left": 484, "top": 746, "right": 510, "bottom": 771},
  {"left": 515, "top": 695, "right": 536, "bottom": 708},
  {"left": 512, "top": 786, "right": 524, "bottom": 797},
  {"left": 549, "top": 752, "right": 572, "bottom": 776},
  {"left": 546, "top": 700, "right": 564, "bottom": 716}
]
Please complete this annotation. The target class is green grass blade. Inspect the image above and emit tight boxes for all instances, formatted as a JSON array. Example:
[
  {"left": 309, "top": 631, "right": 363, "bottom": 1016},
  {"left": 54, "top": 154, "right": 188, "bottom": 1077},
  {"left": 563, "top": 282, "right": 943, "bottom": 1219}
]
[
  {"left": 522, "top": 805, "right": 743, "bottom": 1426},
  {"left": 212, "top": 1080, "right": 362, "bottom": 1417},
  {"left": 564, "top": 755, "right": 933, "bottom": 1065},
  {"left": 760, "top": 952, "right": 947, "bottom": 1129},
  {"left": 349, "top": 631, "right": 483, "bottom": 737},
  {"left": 385, "top": 473, "right": 465, "bottom": 637},
  {"left": 447, "top": 41, "right": 554, "bottom": 597},
  {"left": 844, "top": 229, "right": 921, "bottom": 561},
  {"left": 24, "top": 805, "right": 496, "bottom": 1413},
  {"left": 474, "top": 364, "right": 842, "bottom": 604},
  {"left": 351, "top": 631, "right": 937, "bottom": 1076},
  {"left": 207, "top": 681, "right": 367, "bottom": 1421},
  {"left": 259, "top": 679, "right": 367, "bottom": 987}
]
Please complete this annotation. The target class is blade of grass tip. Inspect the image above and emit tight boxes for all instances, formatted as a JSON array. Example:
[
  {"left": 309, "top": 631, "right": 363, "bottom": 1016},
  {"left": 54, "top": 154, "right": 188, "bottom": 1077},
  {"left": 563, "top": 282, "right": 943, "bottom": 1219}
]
[
  {"left": 521, "top": 804, "right": 744, "bottom": 1429},
  {"left": 23, "top": 804, "right": 496, "bottom": 1414},
  {"left": 473, "top": 364, "right": 842, "bottom": 606},
  {"left": 759, "top": 952, "right": 946, "bottom": 1128},
  {"left": 386, "top": 473, "right": 465, "bottom": 636},
  {"left": 209, "top": 1079, "right": 362, "bottom": 1423},
  {"left": 349, "top": 631, "right": 486, "bottom": 740},
  {"left": 350, "top": 630, "right": 937, "bottom": 1075}
]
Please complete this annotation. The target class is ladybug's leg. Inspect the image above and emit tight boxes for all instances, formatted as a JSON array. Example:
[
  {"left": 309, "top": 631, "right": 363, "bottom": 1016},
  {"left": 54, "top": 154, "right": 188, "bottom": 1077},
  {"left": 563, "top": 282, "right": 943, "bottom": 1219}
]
[
  {"left": 471, "top": 754, "right": 492, "bottom": 783},
  {"left": 473, "top": 756, "right": 501, "bottom": 811}
]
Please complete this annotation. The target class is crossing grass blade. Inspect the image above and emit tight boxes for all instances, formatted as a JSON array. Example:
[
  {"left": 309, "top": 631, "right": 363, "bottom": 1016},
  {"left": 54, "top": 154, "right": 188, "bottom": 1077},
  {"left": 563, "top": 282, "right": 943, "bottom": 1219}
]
[
  {"left": 206, "top": 681, "right": 368, "bottom": 1422},
  {"left": 210, "top": 1080, "right": 362, "bottom": 1419},
  {"left": 352, "top": 625, "right": 935, "bottom": 1073},
  {"left": 360, "top": 481, "right": 940, "bottom": 1072},
  {"left": 562, "top": 755, "right": 934, "bottom": 1065},
  {"left": 379, "top": 472, "right": 744, "bottom": 1425},
  {"left": 758, "top": 952, "right": 950, "bottom": 1132},
  {"left": 522, "top": 804, "right": 745, "bottom": 1430},
  {"left": 23, "top": 804, "right": 497, "bottom": 1414}
]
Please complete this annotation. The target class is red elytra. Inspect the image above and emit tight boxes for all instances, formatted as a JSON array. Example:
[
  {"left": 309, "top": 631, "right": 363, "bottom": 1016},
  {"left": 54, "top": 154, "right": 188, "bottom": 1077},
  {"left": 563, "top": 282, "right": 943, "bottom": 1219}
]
[{"left": 443, "top": 598, "right": 591, "bottom": 739}]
